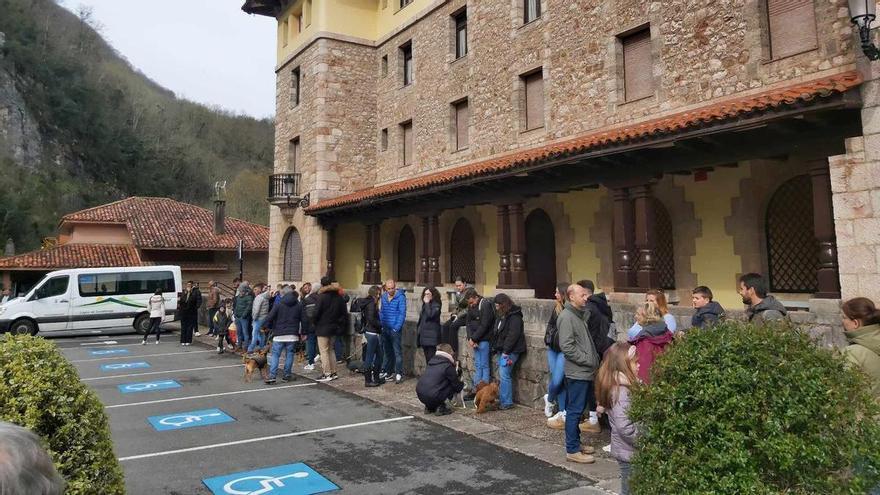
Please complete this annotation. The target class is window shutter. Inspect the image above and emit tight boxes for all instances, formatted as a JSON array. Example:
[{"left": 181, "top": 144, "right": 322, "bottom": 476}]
[
  {"left": 623, "top": 29, "right": 653, "bottom": 101},
  {"left": 403, "top": 122, "right": 413, "bottom": 166},
  {"left": 767, "top": 0, "right": 817, "bottom": 59},
  {"left": 288, "top": 138, "right": 300, "bottom": 172},
  {"left": 455, "top": 100, "right": 469, "bottom": 150},
  {"left": 524, "top": 72, "right": 544, "bottom": 130}
]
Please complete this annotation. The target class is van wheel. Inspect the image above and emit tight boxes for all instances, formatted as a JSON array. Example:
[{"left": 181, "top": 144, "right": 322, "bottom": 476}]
[
  {"left": 11, "top": 319, "right": 37, "bottom": 336},
  {"left": 133, "top": 314, "right": 151, "bottom": 335}
]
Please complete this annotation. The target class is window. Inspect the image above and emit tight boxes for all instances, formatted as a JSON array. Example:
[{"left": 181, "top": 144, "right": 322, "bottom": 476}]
[
  {"left": 401, "top": 42, "right": 413, "bottom": 86},
  {"left": 381, "top": 55, "right": 388, "bottom": 77},
  {"left": 766, "top": 0, "right": 817, "bottom": 59},
  {"left": 397, "top": 226, "right": 416, "bottom": 282},
  {"left": 766, "top": 175, "right": 817, "bottom": 293},
  {"left": 449, "top": 218, "right": 475, "bottom": 283},
  {"left": 290, "top": 67, "right": 300, "bottom": 107},
  {"left": 524, "top": 0, "right": 541, "bottom": 23},
  {"left": 454, "top": 99, "right": 469, "bottom": 150},
  {"left": 283, "top": 228, "right": 303, "bottom": 281},
  {"left": 288, "top": 137, "right": 300, "bottom": 172},
  {"left": 401, "top": 0, "right": 414, "bottom": 8},
  {"left": 401, "top": 121, "right": 413, "bottom": 166},
  {"left": 281, "top": 19, "right": 289, "bottom": 47},
  {"left": 35, "top": 276, "right": 69, "bottom": 300},
  {"left": 621, "top": 27, "right": 653, "bottom": 101},
  {"left": 454, "top": 10, "right": 468, "bottom": 59},
  {"left": 77, "top": 271, "right": 174, "bottom": 297},
  {"left": 522, "top": 70, "right": 544, "bottom": 131},
  {"left": 295, "top": 13, "right": 302, "bottom": 33},
  {"left": 381, "top": 128, "right": 388, "bottom": 151}
]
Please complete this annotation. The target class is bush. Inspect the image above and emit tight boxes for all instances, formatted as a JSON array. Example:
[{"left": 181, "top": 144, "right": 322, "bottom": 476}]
[
  {"left": 0, "top": 335, "right": 124, "bottom": 494},
  {"left": 629, "top": 320, "right": 880, "bottom": 494}
]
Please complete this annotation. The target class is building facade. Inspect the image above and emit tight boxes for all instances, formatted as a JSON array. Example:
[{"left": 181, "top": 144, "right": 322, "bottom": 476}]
[{"left": 245, "top": 0, "right": 880, "bottom": 331}]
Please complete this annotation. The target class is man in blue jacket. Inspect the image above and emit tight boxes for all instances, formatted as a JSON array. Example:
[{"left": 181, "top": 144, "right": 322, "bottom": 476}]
[{"left": 380, "top": 279, "right": 407, "bottom": 384}]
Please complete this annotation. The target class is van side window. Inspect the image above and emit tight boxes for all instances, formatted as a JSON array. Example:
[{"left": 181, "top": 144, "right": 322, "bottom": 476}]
[
  {"left": 120, "top": 271, "right": 175, "bottom": 294},
  {"left": 78, "top": 273, "right": 120, "bottom": 297},
  {"left": 36, "top": 276, "right": 69, "bottom": 299}
]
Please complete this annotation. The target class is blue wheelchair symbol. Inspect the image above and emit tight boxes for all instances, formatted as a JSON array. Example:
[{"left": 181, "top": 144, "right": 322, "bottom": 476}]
[
  {"left": 118, "top": 380, "right": 181, "bottom": 394},
  {"left": 203, "top": 463, "right": 338, "bottom": 495},
  {"left": 100, "top": 362, "right": 150, "bottom": 371},
  {"left": 148, "top": 408, "right": 235, "bottom": 431},
  {"left": 90, "top": 349, "right": 130, "bottom": 356}
]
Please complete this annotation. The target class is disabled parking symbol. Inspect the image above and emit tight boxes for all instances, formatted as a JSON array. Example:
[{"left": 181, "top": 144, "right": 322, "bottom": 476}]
[
  {"left": 90, "top": 349, "right": 130, "bottom": 356},
  {"left": 117, "top": 380, "right": 181, "bottom": 394},
  {"left": 148, "top": 408, "right": 235, "bottom": 431},
  {"left": 203, "top": 463, "right": 338, "bottom": 495},
  {"left": 100, "top": 361, "right": 150, "bottom": 371}
]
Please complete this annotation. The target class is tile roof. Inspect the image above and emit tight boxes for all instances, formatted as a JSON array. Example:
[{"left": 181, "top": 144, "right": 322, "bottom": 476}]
[
  {"left": 62, "top": 197, "right": 269, "bottom": 250},
  {"left": 307, "top": 70, "right": 861, "bottom": 213},
  {"left": 0, "top": 244, "right": 140, "bottom": 270}
]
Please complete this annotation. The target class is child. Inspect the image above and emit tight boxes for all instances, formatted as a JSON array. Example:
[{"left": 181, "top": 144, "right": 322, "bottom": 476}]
[
  {"left": 690, "top": 285, "right": 725, "bottom": 329},
  {"left": 415, "top": 343, "right": 464, "bottom": 416},
  {"left": 213, "top": 300, "right": 233, "bottom": 354},
  {"left": 596, "top": 342, "right": 640, "bottom": 495}
]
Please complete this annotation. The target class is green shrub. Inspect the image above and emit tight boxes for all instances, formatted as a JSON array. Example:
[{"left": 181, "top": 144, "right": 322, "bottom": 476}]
[
  {"left": 0, "top": 335, "right": 124, "bottom": 494},
  {"left": 629, "top": 320, "right": 880, "bottom": 494}
]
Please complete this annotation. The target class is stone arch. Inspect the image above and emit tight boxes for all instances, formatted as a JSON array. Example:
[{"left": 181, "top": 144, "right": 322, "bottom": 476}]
[
  {"left": 651, "top": 176, "right": 698, "bottom": 302},
  {"left": 525, "top": 194, "right": 575, "bottom": 284},
  {"left": 449, "top": 217, "right": 476, "bottom": 284},
  {"left": 282, "top": 227, "right": 303, "bottom": 282},
  {"left": 525, "top": 208, "right": 557, "bottom": 299},
  {"left": 439, "top": 207, "right": 488, "bottom": 290}
]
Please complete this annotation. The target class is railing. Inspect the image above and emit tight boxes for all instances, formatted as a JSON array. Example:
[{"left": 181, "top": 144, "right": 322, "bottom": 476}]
[{"left": 267, "top": 173, "right": 309, "bottom": 208}]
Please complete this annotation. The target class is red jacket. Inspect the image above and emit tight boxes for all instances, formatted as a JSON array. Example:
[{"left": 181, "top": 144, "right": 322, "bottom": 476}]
[{"left": 629, "top": 330, "right": 673, "bottom": 384}]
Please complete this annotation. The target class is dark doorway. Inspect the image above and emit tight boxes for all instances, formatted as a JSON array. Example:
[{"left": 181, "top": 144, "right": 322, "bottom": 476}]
[
  {"left": 449, "top": 218, "right": 475, "bottom": 284},
  {"left": 526, "top": 209, "right": 556, "bottom": 299},
  {"left": 397, "top": 225, "right": 416, "bottom": 282}
]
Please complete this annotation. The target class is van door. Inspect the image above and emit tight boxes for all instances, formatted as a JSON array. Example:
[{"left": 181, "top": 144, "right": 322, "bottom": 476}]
[{"left": 30, "top": 275, "right": 71, "bottom": 332}]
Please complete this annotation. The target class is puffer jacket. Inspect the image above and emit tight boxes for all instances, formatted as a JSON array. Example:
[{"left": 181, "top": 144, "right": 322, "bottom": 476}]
[
  {"left": 746, "top": 295, "right": 787, "bottom": 325},
  {"left": 586, "top": 293, "right": 614, "bottom": 357},
  {"left": 233, "top": 287, "right": 254, "bottom": 319},
  {"left": 264, "top": 292, "right": 302, "bottom": 337},
  {"left": 252, "top": 291, "right": 270, "bottom": 321},
  {"left": 845, "top": 323, "right": 880, "bottom": 400},
  {"left": 416, "top": 351, "right": 464, "bottom": 406},
  {"left": 380, "top": 290, "right": 407, "bottom": 332},
  {"left": 312, "top": 284, "right": 349, "bottom": 337},
  {"left": 629, "top": 321, "right": 673, "bottom": 384},
  {"left": 609, "top": 376, "right": 638, "bottom": 463},
  {"left": 213, "top": 309, "right": 232, "bottom": 336},
  {"left": 493, "top": 305, "right": 526, "bottom": 355},
  {"left": 557, "top": 303, "right": 598, "bottom": 381},
  {"left": 417, "top": 300, "right": 442, "bottom": 347},
  {"left": 148, "top": 295, "right": 165, "bottom": 319},
  {"left": 466, "top": 297, "right": 495, "bottom": 343},
  {"left": 691, "top": 301, "right": 725, "bottom": 329}
]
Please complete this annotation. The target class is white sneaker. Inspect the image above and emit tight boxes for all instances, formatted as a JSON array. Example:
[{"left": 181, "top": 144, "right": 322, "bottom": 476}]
[
  {"left": 314, "top": 355, "right": 321, "bottom": 363},
  {"left": 194, "top": 331, "right": 201, "bottom": 337},
  {"left": 543, "top": 394, "right": 554, "bottom": 418},
  {"left": 303, "top": 363, "right": 315, "bottom": 371},
  {"left": 155, "top": 341, "right": 160, "bottom": 345},
  {"left": 550, "top": 411, "right": 566, "bottom": 421},
  {"left": 315, "top": 374, "right": 333, "bottom": 383},
  {"left": 141, "top": 340, "right": 147, "bottom": 346}
]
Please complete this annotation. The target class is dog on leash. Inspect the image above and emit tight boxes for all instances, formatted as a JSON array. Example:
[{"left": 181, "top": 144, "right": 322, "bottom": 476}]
[
  {"left": 243, "top": 348, "right": 269, "bottom": 383},
  {"left": 474, "top": 381, "right": 500, "bottom": 414}
]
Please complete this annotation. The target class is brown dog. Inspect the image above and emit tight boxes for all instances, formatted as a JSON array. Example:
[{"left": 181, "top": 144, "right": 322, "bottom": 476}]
[
  {"left": 474, "top": 381, "right": 500, "bottom": 414},
  {"left": 243, "top": 349, "right": 269, "bottom": 382}
]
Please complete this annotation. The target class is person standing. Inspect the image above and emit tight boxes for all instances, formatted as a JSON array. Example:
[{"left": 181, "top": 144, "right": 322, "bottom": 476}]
[
  {"left": 233, "top": 281, "right": 254, "bottom": 352},
  {"left": 595, "top": 342, "right": 640, "bottom": 495},
  {"left": 557, "top": 283, "right": 598, "bottom": 464},
  {"left": 842, "top": 297, "right": 880, "bottom": 399},
  {"left": 143, "top": 288, "right": 164, "bottom": 345},
  {"left": 250, "top": 283, "right": 270, "bottom": 353},
  {"left": 417, "top": 286, "right": 442, "bottom": 364},
  {"left": 738, "top": 273, "right": 787, "bottom": 324},
  {"left": 263, "top": 286, "right": 302, "bottom": 384},
  {"left": 627, "top": 289, "right": 677, "bottom": 339},
  {"left": 359, "top": 285, "right": 384, "bottom": 387},
  {"left": 380, "top": 279, "right": 407, "bottom": 384},
  {"left": 441, "top": 276, "right": 470, "bottom": 355},
  {"left": 206, "top": 280, "right": 221, "bottom": 337},
  {"left": 312, "top": 276, "right": 348, "bottom": 382},
  {"left": 690, "top": 286, "right": 725, "bottom": 329},
  {"left": 1, "top": 288, "right": 11, "bottom": 304},
  {"left": 578, "top": 280, "right": 614, "bottom": 433},
  {"left": 179, "top": 281, "right": 201, "bottom": 346},
  {"left": 300, "top": 282, "right": 319, "bottom": 370},
  {"left": 545, "top": 283, "right": 570, "bottom": 426},
  {"left": 492, "top": 293, "right": 526, "bottom": 410},
  {"left": 463, "top": 287, "right": 495, "bottom": 399},
  {"left": 628, "top": 302, "right": 673, "bottom": 384},
  {"left": 213, "top": 301, "right": 233, "bottom": 354}
]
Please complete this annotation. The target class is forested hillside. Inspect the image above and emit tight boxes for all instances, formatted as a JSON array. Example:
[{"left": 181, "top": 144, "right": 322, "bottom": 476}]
[{"left": 0, "top": 0, "right": 274, "bottom": 252}]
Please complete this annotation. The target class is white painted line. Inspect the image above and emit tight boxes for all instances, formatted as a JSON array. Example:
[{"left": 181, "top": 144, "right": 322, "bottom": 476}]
[
  {"left": 117, "top": 416, "right": 415, "bottom": 461},
  {"left": 105, "top": 383, "right": 317, "bottom": 409},
  {"left": 81, "top": 364, "right": 243, "bottom": 382},
  {"left": 71, "top": 350, "right": 213, "bottom": 363},
  {"left": 79, "top": 341, "right": 119, "bottom": 346}
]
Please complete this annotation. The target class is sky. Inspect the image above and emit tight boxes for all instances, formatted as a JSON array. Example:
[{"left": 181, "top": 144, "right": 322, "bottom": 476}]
[{"left": 59, "top": 0, "right": 278, "bottom": 119}]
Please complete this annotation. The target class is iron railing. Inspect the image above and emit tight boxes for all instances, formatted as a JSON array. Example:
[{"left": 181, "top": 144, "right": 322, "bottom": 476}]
[{"left": 267, "top": 173, "right": 309, "bottom": 208}]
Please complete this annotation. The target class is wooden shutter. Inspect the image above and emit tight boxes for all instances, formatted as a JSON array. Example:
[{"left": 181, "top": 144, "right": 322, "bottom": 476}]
[
  {"left": 455, "top": 12, "right": 467, "bottom": 58},
  {"left": 402, "top": 122, "right": 413, "bottom": 166},
  {"left": 623, "top": 28, "right": 653, "bottom": 101},
  {"left": 767, "top": 0, "right": 817, "bottom": 59},
  {"left": 288, "top": 138, "right": 300, "bottom": 172},
  {"left": 455, "top": 100, "right": 469, "bottom": 150},
  {"left": 524, "top": 71, "right": 544, "bottom": 130}
]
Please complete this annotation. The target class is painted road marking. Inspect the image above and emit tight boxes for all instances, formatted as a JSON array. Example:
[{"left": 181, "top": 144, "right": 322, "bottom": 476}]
[
  {"left": 73, "top": 350, "right": 212, "bottom": 363},
  {"left": 117, "top": 380, "right": 182, "bottom": 394},
  {"left": 80, "top": 341, "right": 119, "bottom": 346},
  {"left": 106, "top": 383, "right": 315, "bottom": 409},
  {"left": 83, "top": 364, "right": 243, "bottom": 382},
  {"left": 100, "top": 362, "right": 150, "bottom": 371},
  {"left": 203, "top": 463, "right": 338, "bottom": 495},
  {"left": 89, "top": 349, "right": 130, "bottom": 356},
  {"left": 148, "top": 408, "right": 235, "bottom": 431},
  {"left": 118, "top": 416, "right": 415, "bottom": 461}
]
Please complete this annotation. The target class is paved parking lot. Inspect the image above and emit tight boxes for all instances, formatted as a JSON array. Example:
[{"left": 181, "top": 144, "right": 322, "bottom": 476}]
[{"left": 57, "top": 331, "right": 596, "bottom": 495}]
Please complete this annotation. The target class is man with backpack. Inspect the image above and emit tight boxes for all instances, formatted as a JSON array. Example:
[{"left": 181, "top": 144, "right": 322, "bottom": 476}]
[{"left": 462, "top": 288, "right": 495, "bottom": 399}]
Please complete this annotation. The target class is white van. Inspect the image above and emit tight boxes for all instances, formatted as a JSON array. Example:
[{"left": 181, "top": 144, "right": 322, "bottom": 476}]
[{"left": 0, "top": 266, "right": 182, "bottom": 335}]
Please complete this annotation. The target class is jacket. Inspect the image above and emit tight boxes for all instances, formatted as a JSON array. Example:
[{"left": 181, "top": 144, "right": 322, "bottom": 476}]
[
  {"left": 358, "top": 297, "right": 381, "bottom": 334},
  {"left": 313, "top": 284, "right": 349, "bottom": 337},
  {"left": 586, "top": 293, "right": 615, "bottom": 357},
  {"left": 148, "top": 295, "right": 165, "bottom": 319},
  {"left": 629, "top": 321, "right": 673, "bottom": 384},
  {"left": 691, "top": 301, "right": 725, "bottom": 329},
  {"left": 609, "top": 378, "right": 638, "bottom": 463},
  {"left": 379, "top": 290, "right": 407, "bottom": 332},
  {"left": 628, "top": 314, "right": 678, "bottom": 339},
  {"left": 206, "top": 286, "right": 221, "bottom": 309},
  {"left": 264, "top": 292, "right": 302, "bottom": 337},
  {"left": 180, "top": 288, "right": 202, "bottom": 316},
  {"left": 416, "top": 351, "right": 464, "bottom": 405},
  {"left": 301, "top": 292, "right": 318, "bottom": 334},
  {"left": 466, "top": 297, "right": 495, "bottom": 342},
  {"left": 493, "top": 305, "right": 526, "bottom": 355},
  {"left": 557, "top": 303, "right": 598, "bottom": 381},
  {"left": 252, "top": 292, "right": 270, "bottom": 321},
  {"left": 544, "top": 306, "right": 562, "bottom": 351},
  {"left": 746, "top": 295, "right": 787, "bottom": 325},
  {"left": 417, "top": 300, "right": 442, "bottom": 347},
  {"left": 213, "top": 309, "right": 232, "bottom": 336},
  {"left": 233, "top": 287, "right": 254, "bottom": 319},
  {"left": 844, "top": 323, "right": 880, "bottom": 400}
]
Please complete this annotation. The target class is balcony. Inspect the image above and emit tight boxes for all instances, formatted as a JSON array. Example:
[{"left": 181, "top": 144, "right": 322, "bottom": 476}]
[{"left": 268, "top": 173, "right": 310, "bottom": 210}]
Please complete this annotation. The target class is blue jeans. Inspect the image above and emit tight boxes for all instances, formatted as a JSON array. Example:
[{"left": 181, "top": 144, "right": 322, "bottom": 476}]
[
  {"left": 564, "top": 378, "right": 593, "bottom": 454},
  {"left": 498, "top": 352, "right": 519, "bottom": 407},
  {"left": 472, "top": 340, "right": 491, "bottom": 387},
  {"left": 619, "top": 460, "right": 631, "bottom": 495},
  {"left": 306, "top": 334, "right": 318, "bottom": 364},
  {"left": 364, "top": 332, "right": 382, "bottom": 370},
  {"left": 235, "top": 317, "right": 251, "bottom": 349},
  {"left": 547, "top": 348, "right": 567, "bottom": 411},
  {"left": 268, "top": 340, "right": 295, "bottom": 379},
  {"left": 382, "top": 329, "right": 403, "bottom": 375},
  {"left": 335, "top": 336, "right": 344, "bottom": 361},
  {"left": 248, "top": 318, "right": 265, "bottom": 353}
]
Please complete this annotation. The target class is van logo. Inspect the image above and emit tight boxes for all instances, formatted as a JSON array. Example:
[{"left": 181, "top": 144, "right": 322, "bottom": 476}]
[{"left": 79, "top": 296, "right": 147, "bottom": 309}]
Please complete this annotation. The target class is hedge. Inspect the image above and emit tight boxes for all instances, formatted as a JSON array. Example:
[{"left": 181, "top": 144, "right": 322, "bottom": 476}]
[
  {"left": 629, "top": 320, "right": 880, "bottom": 494},
  {"left": 0, "top": 335, "right": 124, "bottom": 494}
]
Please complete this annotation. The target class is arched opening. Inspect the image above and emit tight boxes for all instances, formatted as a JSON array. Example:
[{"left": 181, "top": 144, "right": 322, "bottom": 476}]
[
  {"left": 654, "top": 199, "right": 675, "bottom": 290},
  {"left": 766, "top": 174, "right": 817, "bottom": 293},
  {"left": 526, "top": 209, "right": 557, "bottom": 299},
  {"left": 449, "top": 218, "right": 475, "bottom": 284},
  {"left": 397, "top": 225, "right": 416, "bottom": 282},
  {"left": 282, "top": 227, "right": 303, "bottom": 281}
]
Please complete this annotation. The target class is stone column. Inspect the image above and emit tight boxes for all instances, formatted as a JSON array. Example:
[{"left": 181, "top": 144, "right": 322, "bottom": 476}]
[
  {"left": 418, "top": 216, "right": 429, "bottom": 285},
  {"left": 497, "top": 205, "right": 511, "bottom": 287},
  {"left": 632, "top": 184, "right": 659, "bottom": 289},
  {"left": 612, "top": 187, "right": 637, "bottom": 290},
  {"left": 370, "top": 223, "right": 382, "bottom": 285},
  {"left": 362, "top": 224, "right": 373, "bottom": 286},
  {"left": 427, "top": 215, "right": 441, "bottom": 287},
  {"left": 810, "top": 160, "right": 841, "bottom": 299},
  {"left": 325, "top": 226, "right": 336, "bottom": 279},
  {"left": 508, "top": 203, "right": 529, "bottom": 288}
]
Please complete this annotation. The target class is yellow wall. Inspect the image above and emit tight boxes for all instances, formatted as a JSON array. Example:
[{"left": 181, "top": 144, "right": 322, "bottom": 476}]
[
  {"left": 677, "top": 167, "right": 749, "bottom": 308},
  {"left": 558, "top": 189, "right": 605, "bottom": 292},
  {"left": 477, "top": 205, "right": 498, "bottom": 296},
  {"left": 335, "top": 222, "right": 364, "bottom": 290}
]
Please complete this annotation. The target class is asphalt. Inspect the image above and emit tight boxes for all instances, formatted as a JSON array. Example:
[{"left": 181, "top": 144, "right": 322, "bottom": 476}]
[{"left": 56, "top": 329, "right": 600, "bottom": 495}]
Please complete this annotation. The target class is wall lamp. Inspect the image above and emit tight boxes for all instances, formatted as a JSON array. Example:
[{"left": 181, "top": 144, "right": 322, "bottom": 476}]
[{"left": 850, "top": 0, "right": 880, "bottom": 60}]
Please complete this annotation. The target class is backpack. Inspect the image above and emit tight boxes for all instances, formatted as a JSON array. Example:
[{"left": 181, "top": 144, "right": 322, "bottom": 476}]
[
  {"left": 303, "top": 296, "right": 317, "bottom": 322},
  {"left": 350, "top": 297, "right": 369, "bottom": 334}
]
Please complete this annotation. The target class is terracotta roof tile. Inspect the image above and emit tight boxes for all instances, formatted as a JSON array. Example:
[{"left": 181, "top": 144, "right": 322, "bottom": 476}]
[
  {"left": 62, "top": 197, "right": 269, "bottom": 250},
  {"left": 307, "top": 71, "right": 860, "bottom": 213},
  {"left": 0, "top": 244, "right": 141, "bottom": 270}
]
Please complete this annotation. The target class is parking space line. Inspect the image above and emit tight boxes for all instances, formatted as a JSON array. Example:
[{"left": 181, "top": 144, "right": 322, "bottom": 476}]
[
  {"left": 82, "top": 364, "right": 243, "bottom": 381},
  {"left": 105, "top": 383, "right": 317, "bottom": 409},
  {"left": 117, "top": 416, "right": 415, "bottom": 461},
  {"left": 72, "top": 350, "right": 213, "bottom": 363}
]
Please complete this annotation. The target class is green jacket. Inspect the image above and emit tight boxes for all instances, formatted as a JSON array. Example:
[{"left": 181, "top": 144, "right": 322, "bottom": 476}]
[
  {"left": 845, "top": 323, "right": 880, "bottom": 400},
  {"left": 556, "top": 302, "right": 598, "bottom": 381}
]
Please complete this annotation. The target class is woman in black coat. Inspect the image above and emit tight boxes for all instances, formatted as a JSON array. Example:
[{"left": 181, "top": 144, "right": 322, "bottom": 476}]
[
  {"left": 417, "top": 286, "right": 442, "bottom": 363},
  {"left": 493, "top": 293, "right": 526, "bottom": 410}
]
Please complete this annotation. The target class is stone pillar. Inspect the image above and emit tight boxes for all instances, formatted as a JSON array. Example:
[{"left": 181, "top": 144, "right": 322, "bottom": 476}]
[
  {"left": 370, "top": 223, "right": 382, "bottom": 285},
  {"left": 810, "top": 160, "right": 841, "bottom": 299},
  {"left": 419, "top": 216, "right": 429, "bottom": 285},
  {"left": 612, "top": 187, "right": 637, "bottom": 290},
  {"left": 508, "top": 203, "right": 529, "bottom": 288},
  {"left": 427, "top": 215, "right": 441, "bottom": 287},
  {"left": 325, "top": 226, "right": 336, "bottom": 279},
  {"left": 632, "top": 184, "right": 659, "bottom": 289},
  {"left": 497, "top": 205, "right": 511, "bottom": 287},
  {"left": 362, "top": 224, "right": 373, "bottom": 286}
]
